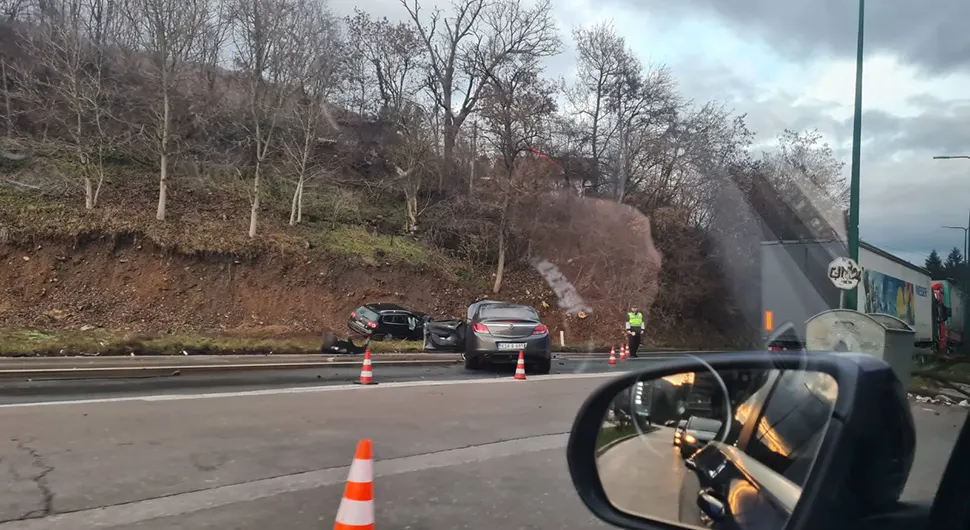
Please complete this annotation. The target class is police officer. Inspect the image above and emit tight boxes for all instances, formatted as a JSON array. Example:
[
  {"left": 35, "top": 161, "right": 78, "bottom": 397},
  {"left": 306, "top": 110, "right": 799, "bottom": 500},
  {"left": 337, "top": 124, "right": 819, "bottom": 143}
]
[{"left": 626, "top": 305, "right": 646, "bottom": 358}]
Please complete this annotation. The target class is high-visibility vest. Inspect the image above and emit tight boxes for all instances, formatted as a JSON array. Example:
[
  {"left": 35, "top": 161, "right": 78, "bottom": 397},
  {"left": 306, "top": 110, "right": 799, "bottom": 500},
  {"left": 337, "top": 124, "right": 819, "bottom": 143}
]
[{"left": 627, "top": 312, "right": 644, "bottom": 328}]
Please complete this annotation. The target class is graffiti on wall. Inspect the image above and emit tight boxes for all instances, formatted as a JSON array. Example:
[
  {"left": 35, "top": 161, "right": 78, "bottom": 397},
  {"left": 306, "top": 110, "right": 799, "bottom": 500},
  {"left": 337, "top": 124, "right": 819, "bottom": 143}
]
[{"left": 862, "top": 270, "right": 916, "bottom": 325}]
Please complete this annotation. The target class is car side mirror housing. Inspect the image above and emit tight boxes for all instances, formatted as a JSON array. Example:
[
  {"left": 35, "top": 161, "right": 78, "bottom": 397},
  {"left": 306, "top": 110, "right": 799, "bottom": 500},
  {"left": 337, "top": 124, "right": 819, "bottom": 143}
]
[{"left": 566, "top": 351, "right": 915, "bottom": 530}]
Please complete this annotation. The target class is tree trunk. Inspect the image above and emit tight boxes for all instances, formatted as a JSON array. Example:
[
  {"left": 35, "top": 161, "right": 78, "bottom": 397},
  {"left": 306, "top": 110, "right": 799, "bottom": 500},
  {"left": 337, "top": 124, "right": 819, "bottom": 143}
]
[
  {"left": 492, "top": 202, "right": 508, "bottom": 294},
  {"left": 296, "top": 182, "right": 303, "bottom": 224},
  {"left": 441, "top": 119, "right": 457, "bottom": 191},
  {"left": 404, "top": 186, "right": 418, "bottom": 233},
  {"left": 2, "top": 59, "right": 12, "bottom": 139},
  {"left": 249, "top": 163, "right": 261, "bottom": 237},
  {"left": 289, "top": 177, "right": 301, "bottom": 226},
  {"left": 156, "top": 90, "right": 171, "bottom": 221},
  {"left": 84, "top": 176, "right": 94, "bottom": 210},
  {"left": 616, "top": 123, "right": 627, "bottom": 203}
]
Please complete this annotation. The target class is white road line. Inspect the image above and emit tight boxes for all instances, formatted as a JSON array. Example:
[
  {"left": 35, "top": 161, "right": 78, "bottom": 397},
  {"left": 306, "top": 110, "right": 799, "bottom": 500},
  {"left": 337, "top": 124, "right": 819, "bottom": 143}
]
[
  {"left": 0, "top": 371, "right": 628, "bottom": 408},
  {"left": 0, "top": 433, "right": 569, "bottom": 530}
]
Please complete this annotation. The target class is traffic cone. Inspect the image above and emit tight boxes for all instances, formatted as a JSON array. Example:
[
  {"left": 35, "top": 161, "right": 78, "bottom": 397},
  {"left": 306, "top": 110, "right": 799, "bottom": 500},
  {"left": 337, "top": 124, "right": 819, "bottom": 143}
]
[
  {"left": 609, "top": 348, "right": 616, "bottom": 365},
  {"left": 334, "top": 439, "right": 375, "bottom": 530},
  {"left": 354, "top": 348, "right": 377, "bottom": 385},
  {"left": 610, "top": 345, "right": 616, "bottom": 359},
  {"left": 514, "top": 351, "right": 527, "bottom": 380},
  {"left": 621, "top": 344, "right": 628, "bottom": 360}
]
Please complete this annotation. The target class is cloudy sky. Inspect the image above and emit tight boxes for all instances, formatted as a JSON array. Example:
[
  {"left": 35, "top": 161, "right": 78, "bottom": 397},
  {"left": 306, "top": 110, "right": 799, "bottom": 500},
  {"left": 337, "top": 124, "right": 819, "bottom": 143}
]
[{"left": 332, "top": 0, "right": 970, "bottom": 267}]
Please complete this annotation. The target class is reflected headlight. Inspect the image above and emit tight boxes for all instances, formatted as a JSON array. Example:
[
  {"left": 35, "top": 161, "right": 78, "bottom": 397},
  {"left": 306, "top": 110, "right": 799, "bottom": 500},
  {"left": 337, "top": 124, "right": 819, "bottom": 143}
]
[{"left": 683, "top": 434, "right": 697, "bottom": 444}]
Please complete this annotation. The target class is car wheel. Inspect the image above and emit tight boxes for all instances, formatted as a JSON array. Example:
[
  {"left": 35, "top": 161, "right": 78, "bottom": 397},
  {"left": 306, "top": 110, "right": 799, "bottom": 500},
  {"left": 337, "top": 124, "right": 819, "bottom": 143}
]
[
  {"left": 533, "top": 357, "right": 551, "bottom": 375},
  {"left": 463, "top": 352, "right": 480, "bottom": 370}
]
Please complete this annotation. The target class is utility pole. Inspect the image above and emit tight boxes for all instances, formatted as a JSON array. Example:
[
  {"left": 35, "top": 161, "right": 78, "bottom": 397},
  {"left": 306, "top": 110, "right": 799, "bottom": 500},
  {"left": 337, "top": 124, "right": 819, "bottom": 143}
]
[{"left": 845, "top": 0, "right": 866, "bottom": 311}]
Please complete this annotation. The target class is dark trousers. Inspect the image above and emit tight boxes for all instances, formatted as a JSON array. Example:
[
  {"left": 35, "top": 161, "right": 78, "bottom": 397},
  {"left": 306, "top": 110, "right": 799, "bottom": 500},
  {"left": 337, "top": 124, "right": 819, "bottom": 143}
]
[{"left": 628, "top": 331, "right": 642, "bottom": 357}]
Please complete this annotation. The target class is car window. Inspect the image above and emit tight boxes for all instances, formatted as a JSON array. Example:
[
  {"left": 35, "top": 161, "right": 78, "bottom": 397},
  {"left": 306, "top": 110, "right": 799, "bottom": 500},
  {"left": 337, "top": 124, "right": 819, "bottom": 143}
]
[
  {"left": 383, "top": 314, "right": 405, "bottom": 325},
  {"left": 479, "top": 306, "right": 538, "bottom": 320},
  {"left": 687, "top": 417, "right": 722, "bottom": 433},
  {"left": 742, "top": 370, "right": 838, "bottom": 486},
  {"left": 728, "top": 370, "right": 779, "bottom": 445},
  {"left": 356, "top": 306, "right": 380, "bottom": 321}
]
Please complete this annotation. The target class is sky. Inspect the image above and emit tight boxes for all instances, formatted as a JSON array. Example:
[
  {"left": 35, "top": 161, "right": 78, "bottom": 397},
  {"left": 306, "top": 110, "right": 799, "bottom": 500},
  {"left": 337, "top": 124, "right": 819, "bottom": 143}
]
[{"left": 329, "top": 0, "right": 970, "bottom": 268}]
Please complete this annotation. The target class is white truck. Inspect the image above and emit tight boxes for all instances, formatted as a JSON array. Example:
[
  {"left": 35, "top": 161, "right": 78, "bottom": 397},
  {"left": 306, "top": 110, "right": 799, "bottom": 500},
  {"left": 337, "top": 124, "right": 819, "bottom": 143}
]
[{"left": 761, "top": 240, "right": 934, "bottom": 348}]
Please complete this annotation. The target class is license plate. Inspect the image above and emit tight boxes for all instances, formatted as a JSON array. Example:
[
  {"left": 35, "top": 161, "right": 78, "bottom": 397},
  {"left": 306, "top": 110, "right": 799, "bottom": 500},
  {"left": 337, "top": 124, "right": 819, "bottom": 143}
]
[{"left": 498, "top": 343, "right": 527, "bottom": 350}]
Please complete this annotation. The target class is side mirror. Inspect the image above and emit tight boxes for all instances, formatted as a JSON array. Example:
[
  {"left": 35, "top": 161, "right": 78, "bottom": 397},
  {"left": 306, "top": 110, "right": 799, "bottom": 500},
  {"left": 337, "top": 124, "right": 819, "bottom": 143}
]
[{"left": 566, "top": 351, "right": 916, "bottom": 530}]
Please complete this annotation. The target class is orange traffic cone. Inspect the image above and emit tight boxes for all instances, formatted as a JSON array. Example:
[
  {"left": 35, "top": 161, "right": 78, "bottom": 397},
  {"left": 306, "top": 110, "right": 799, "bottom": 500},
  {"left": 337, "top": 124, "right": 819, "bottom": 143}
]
[
  {"left": 610, "top": 345, "right": 616, "bottom": 359},
  {"left": 621, "top": 344, "right": 628, "bottom": 360},
  {"left": 355, "top": 348, "right": 377, "bottom": 385},
  {"left": 334, "top": 439, "right": 375, "bottom": 530},
  {"left": 609, "top": 348, "right": 617, "bottom": 365},
  {"left": 514, "top": 351, "right": 527, "bottom": 380}
]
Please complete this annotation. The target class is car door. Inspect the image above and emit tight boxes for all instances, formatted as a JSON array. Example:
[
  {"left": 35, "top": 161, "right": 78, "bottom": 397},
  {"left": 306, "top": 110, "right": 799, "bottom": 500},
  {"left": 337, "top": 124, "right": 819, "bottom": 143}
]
[
  {"left": 379, "top": 314, "right": 408, "bottom": 338},
  {"left": 404, "top": 313, "right": 423, "bottom": 340}
]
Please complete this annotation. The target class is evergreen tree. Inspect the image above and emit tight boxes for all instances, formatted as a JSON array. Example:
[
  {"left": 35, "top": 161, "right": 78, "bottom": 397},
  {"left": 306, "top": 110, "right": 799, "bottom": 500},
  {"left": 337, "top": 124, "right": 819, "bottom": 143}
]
[
  {"left": 943, "top": 247, "right": 965, "bottom": 280},
  {"left": 925, "top": 249, "right": 945, "bottom": 279}
]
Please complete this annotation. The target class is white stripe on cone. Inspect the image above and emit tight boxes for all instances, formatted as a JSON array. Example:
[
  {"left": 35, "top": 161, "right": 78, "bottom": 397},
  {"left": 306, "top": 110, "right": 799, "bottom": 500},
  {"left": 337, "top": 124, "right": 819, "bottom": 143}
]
[
  {"left": 346, "top": 457, "right": 374, "bottom": 484},
  {"left": 334, "top": 498, "right": 374, "bottom": 526}
]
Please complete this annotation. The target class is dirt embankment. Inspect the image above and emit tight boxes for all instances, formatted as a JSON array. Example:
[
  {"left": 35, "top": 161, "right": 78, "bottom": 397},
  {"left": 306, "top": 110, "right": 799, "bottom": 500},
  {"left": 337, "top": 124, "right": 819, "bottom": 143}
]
[{"left": 0, "top": 235, "right": 592, "bottom": 342}]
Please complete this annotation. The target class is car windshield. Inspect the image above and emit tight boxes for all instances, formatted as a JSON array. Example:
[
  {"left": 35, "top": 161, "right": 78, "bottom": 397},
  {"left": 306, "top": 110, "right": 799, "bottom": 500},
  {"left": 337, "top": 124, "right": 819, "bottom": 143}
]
[
  {"left": 0, "top": 0, "right": 964, "bottom": 528},
  {"left": 355, "top": 306, "right": 380, "bottom": 321}
]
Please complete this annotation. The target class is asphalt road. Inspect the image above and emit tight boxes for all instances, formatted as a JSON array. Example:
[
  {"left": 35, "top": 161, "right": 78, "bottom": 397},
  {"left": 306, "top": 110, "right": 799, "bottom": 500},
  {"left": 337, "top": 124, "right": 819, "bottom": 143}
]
[
  {"left": 598, "top": 427, "right": 685, "bottom": 524},
  {"left": 0, "top": 357, "right": 665, "bottom": 404},
  {"left": 0, "top": 360, "right": 962, "bottom": 529}
]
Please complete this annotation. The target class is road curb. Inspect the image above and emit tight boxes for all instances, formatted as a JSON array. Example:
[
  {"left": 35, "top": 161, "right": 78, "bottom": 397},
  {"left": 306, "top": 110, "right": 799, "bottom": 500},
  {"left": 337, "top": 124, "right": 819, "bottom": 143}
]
[
  {"left": 595, "top": 432, "right": 641, "bottom": 457},
  {"left": 0, "top": 358, "right": 461, "bottom": 380}
]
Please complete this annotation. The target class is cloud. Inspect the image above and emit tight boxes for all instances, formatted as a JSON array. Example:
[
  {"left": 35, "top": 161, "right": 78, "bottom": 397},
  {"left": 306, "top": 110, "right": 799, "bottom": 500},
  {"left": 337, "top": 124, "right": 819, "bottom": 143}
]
[{"left": 605, "top": 0, "right": 970, "bottom": 76}]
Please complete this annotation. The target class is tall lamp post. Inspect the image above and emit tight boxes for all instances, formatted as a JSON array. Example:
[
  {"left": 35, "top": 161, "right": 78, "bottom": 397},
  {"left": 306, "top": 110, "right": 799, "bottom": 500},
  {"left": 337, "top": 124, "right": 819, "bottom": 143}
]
[
  {"left": 845, "top": 0, "right": 866, "bottom": 311},
  {"left": 942, "top": 224, "right": 969, "bottom": 266}
]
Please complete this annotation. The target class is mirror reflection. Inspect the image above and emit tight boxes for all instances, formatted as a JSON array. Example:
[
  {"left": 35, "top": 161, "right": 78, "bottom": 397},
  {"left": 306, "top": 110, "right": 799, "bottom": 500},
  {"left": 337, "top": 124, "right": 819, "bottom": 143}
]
[{"left": 595, "top": 367, "right": 838, "bottom": 529}]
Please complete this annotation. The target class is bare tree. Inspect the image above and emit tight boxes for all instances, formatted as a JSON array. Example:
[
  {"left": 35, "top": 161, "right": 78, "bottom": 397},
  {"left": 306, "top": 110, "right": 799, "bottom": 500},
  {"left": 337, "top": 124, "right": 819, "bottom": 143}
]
[
  {"left": 346, "top": 9, "right": 424, "bottom": 128},
  {"left": 401, "top": 0, "right": 559, "bottom": 188},
  {"left": 565, "top": 21, "right": 630, "bottom": 194},
  {"left": 390, "top": 108, "right": 437, "bottom": 233},
  {"left": 25, "top": 0, "right": 123, "bottom": 209},
  {"left": 281, "top": 2, "right": 343, "bottom": 225},
  {"left": 229, "top": 0, "right": 306, "bottom": 237},
  {"left": 478, "top": 56, "right": 557, "bottom": 293},
  {"left": 128, "top": 0, "right": 212, "bottom": 220},
  {"left": 195, "top": 0, "right": 231, "bottom": 103}
]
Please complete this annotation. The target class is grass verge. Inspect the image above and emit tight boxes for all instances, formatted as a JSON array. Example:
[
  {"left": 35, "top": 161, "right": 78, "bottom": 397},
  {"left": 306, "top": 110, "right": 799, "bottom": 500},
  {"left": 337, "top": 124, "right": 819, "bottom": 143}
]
[
  {"left": 0, "top": 329, "right": 431, "bottom": 357},
  {"left": 595, "top": 424, "right": 638, "bottom": 454}
]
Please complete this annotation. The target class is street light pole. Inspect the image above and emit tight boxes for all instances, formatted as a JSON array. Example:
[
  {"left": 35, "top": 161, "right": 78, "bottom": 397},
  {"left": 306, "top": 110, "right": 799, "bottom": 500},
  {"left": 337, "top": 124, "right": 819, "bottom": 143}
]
[
  {"left": 942, "top": 224, "right": 969, "bottom": 265},
  {"left": 845, "top": 0, "right": 866, "bottom": 311}
]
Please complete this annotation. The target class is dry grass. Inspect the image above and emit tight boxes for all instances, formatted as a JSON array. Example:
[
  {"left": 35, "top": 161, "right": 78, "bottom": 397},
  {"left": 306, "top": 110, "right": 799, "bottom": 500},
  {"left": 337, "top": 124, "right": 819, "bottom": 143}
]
[
  {"left": 0, "top": 328, "right": 431, "bottom": 356},
  {"left": 0, "top": 182, "right": 450, "bottom": 272}
]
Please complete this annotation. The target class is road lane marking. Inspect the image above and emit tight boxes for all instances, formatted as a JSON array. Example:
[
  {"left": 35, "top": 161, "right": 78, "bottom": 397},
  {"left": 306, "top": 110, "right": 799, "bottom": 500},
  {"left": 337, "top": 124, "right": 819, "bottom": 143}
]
[
  {"left": 0, "top": 371, "right": 630, "bottom": 408},
  {"left": 0, "top": 433, "right": 569, "bottom": 530}
]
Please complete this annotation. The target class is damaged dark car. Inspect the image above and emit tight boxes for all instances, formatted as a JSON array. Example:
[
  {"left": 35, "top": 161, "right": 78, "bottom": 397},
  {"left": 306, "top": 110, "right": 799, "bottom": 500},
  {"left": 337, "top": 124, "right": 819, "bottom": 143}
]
[{"left": 347, "top": 303, "right": 427, "bottom": 341}]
